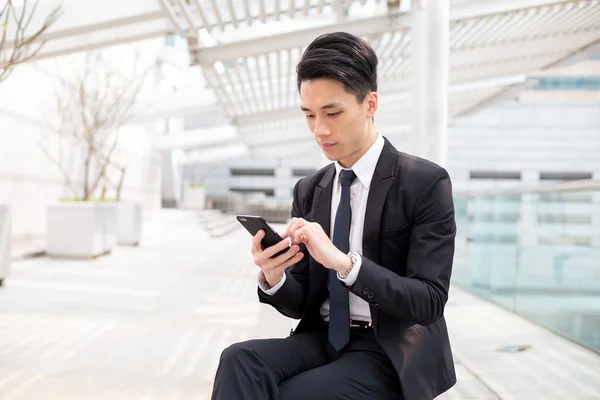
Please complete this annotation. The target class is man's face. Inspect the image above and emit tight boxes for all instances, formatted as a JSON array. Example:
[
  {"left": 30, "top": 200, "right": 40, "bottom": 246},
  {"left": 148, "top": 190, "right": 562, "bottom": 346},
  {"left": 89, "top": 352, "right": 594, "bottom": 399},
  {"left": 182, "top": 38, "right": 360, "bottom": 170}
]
[{"left": 300, "top": 78, "right": 377, "bottom": 168}]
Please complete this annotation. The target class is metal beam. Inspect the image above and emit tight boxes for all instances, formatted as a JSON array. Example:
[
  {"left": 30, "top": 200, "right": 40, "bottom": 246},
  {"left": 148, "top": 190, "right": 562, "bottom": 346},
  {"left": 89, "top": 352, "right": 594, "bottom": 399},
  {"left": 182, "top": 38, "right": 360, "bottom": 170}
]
[
  {"left": 542, "top": 37, "right": 600, "bottom": 70},
  {"left": 175, "top": 0, "right": 200, "bottom": 37},
  {"left": 1, "top": 0, "right": 171, "bottom": 62},
  {"left": 192, "top": 11, "right": 413, "bottom": 65},
  {"left": 449, "top": 0, "right": 570, "bottom": 21},
  {"left": 191, "top": 0, "right": 578, "bottom": 65},
  {"left": 3, "top": 12, "right": 166, "bottom": 50},
  {"left": 3, "top": 0, "right": 165, "bottom": 48},
  {"left": 157, "top": 0, "right": 188, "bottom": 37},
  {"left": 26, "top": 23, "right": 171, "bottom": 62}
]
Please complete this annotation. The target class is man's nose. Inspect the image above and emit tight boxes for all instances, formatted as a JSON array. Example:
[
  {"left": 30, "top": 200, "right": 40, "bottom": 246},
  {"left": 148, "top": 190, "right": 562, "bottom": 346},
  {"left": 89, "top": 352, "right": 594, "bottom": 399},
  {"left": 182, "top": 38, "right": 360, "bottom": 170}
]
[{"left": 313, "top": 117, "right": 331, "bottom": 137}]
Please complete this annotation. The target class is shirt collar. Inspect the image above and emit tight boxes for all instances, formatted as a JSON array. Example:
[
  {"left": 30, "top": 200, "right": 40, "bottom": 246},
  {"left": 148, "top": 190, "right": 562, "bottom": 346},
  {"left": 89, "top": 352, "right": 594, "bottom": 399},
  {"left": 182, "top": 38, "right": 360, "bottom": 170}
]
[{"left": 334, "top": 133, "right": 385, "bottom": 188}]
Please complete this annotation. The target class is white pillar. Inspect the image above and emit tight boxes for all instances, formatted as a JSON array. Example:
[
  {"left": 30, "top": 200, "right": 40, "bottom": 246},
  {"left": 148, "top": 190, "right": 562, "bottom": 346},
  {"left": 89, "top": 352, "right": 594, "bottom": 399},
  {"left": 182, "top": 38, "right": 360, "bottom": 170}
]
[
  {"left": 410, "top": 0, "right": 449, "bottom": 166},
  {"left": 160, "top": 118, "right": 184, "bottom": 208}
]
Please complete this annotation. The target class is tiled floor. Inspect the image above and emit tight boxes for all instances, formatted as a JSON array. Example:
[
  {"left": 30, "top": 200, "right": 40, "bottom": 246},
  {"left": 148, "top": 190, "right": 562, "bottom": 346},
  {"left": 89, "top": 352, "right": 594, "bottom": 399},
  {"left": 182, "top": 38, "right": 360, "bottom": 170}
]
[{"left": 1, "top": 209, "right": 598, "bottom": 399}]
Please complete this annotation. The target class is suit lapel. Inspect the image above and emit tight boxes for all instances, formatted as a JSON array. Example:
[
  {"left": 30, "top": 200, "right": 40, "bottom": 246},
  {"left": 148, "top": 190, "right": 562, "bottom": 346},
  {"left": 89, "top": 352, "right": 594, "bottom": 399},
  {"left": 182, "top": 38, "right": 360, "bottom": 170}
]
[
  {"left": 312, "top": 165, "right": 334, "bottom": 237},
  {"left": 308, "top": 164, "right": 335, "bottom": 307},
  {"left": 363, "top": 138, "right": 398, "bottom": 327},
  {"left": 363, "top": 138, "right": 398, "bottom": 265}
]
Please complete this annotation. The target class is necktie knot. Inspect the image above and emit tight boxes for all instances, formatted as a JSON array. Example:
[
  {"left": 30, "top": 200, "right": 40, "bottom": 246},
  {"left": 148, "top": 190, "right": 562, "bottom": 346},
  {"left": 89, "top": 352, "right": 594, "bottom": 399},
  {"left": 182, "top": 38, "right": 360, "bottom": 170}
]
[{"left": 340, "top": 169, "right": 356, "bottom": 187}]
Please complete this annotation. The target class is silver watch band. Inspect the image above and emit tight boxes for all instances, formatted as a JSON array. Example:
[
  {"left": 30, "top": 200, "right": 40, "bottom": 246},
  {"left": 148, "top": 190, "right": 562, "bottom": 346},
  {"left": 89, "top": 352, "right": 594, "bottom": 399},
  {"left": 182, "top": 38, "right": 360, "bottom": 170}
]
[{"left": 339, "top": 251, "right": 357, "bottom": 279}]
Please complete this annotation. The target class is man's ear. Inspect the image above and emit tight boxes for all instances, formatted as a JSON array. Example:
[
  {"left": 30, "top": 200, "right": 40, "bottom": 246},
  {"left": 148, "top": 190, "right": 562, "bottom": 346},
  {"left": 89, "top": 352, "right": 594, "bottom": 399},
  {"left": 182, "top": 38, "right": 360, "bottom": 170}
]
[{"left": 366, "top": 92, "right": 378, "bottom": 117}]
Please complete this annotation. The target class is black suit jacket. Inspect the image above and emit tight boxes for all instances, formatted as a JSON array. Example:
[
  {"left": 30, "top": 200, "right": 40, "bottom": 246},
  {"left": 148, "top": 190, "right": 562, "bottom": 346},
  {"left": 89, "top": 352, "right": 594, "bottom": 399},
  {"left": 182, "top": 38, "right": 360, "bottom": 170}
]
[{"left": 259, "top": 138, "right": 457, "bottom": 400}]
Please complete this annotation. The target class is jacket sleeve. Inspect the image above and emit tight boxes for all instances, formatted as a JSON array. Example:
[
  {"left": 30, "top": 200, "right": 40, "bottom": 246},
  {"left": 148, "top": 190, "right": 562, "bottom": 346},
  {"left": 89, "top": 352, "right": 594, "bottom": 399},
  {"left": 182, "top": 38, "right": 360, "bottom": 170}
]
[
  {"left": 346, "top": 168, "right": 456, "bottom": 326},
  {"left": 257, "top": 179, "right": 311, "bottom": 320}
]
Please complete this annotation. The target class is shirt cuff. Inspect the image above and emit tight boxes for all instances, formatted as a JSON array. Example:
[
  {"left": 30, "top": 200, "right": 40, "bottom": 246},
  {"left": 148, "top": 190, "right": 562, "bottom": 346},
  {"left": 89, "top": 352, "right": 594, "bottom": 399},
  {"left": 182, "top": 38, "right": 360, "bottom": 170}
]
[
  {"left": 338, "top": 253, "right": 362, "bottom": 286},
  {"left": 258, "top": 271, "right": 286, "bottom": 295}
]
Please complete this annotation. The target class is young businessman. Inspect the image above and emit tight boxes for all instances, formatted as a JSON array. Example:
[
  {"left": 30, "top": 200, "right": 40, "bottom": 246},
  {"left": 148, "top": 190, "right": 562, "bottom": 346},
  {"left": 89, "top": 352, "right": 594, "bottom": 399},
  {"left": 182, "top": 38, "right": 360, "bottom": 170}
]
[{"left": 211, "top": 31, "right": 457, "bottom": 400}]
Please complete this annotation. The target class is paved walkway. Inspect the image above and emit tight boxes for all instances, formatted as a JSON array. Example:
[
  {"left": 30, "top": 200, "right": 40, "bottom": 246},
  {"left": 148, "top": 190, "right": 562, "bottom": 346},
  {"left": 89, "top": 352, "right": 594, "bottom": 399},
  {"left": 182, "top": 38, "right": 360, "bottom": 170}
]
[{"left": 0, "top": 209, "right": 598, "bottom": 399}]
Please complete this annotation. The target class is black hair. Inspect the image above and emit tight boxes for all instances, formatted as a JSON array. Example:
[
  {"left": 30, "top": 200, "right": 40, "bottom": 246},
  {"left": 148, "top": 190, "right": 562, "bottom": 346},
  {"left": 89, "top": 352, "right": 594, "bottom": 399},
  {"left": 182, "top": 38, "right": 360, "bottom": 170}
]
[{"left": 296, "top": 32, "right": 378, "bottom": 103}]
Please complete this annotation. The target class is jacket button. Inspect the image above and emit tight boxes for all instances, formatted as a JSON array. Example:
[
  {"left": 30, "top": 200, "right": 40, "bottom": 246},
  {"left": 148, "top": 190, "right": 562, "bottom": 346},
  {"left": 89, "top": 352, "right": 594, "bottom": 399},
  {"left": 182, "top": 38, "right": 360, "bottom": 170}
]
[
  {"left": 362, "top": 287, "right": 370, "bottom": 295},
  {"left": 367, "top": 292, "right": 375, "bottom": 299}
]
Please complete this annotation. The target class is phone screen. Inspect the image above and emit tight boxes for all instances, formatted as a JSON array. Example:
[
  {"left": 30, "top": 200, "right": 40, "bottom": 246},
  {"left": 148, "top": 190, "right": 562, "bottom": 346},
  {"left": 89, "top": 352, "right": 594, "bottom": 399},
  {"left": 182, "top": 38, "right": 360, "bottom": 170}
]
[{"left": 236, "top": 215, "right": 290, "bottom": 257}]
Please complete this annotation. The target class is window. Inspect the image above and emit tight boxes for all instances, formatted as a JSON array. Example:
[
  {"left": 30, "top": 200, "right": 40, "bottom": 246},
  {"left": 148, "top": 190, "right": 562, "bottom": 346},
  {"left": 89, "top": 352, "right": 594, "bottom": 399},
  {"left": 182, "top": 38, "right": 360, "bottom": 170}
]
[
  {"left": 292, "top": 168, "right": 316, "bottom": 177},
  {"left": 539, "top": 172, "right": 592, "bottom": 181},
  {"left": 537, "top": 214, "right": 592, "bottom": 224},
  {"left": 469, "top": 171, "right": 521, "bottom": 180},
  {"left": 539, "top": 193, "right": 592, "bottom": 203},
  {"left": 230, "top": 168, "right": 275, "bottom": 177},
  {"left": 230, "top": 188, "right": 274, "bottom": 197},
  {"left": 529, "top": 76, "right": 600, "bottom": 91}
]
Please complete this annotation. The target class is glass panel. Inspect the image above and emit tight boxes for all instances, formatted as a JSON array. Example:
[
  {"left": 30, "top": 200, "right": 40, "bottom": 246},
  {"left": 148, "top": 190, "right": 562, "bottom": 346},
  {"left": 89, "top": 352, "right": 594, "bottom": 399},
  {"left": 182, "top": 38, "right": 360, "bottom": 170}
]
[{"left": 453, "top": 188, "right": 600, "bottom": 352}]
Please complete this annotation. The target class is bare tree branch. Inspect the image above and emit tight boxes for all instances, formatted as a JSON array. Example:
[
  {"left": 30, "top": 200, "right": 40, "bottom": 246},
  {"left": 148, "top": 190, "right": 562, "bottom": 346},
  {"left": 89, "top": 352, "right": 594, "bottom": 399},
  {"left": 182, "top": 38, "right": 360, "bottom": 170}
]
[
  {"left": 42, "top": 49, "right": 150, "bottom": 200},
  {"left": 88, "top": 134, "right": 119, "bottom": 197},
  {"left": 0, "top": 0, "right": 62, "bottom": 83},
  {"left": 37, "top": 140, "right": 79, "bottom": 198},
  {"left": 91, "top": 143, "right": 127, "bottom": 200}
]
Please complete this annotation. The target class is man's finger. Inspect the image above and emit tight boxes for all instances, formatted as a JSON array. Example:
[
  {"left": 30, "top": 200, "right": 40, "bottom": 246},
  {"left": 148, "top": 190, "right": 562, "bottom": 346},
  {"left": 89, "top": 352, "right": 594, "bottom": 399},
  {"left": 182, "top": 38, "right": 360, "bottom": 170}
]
[
  {"left": 273, "top": 249, "right": 304, "bottom": 272},
  {"left": 251, "top": 229, "right": 265, "bottom": 254},
  {"left": 288, "top": 219, "right": 307, "bottom": 244},
  {"left": 284, "top": 218, "right": 299, "bottom": 238},
  {"left": 293, "top": 226, "right": 311, "bottom": 244},
  {"left": 264, "top": 245, "right": 302, "bottom": 272},
  {"left": 262, "top": 236, "right": 292, "bottom": 259}
]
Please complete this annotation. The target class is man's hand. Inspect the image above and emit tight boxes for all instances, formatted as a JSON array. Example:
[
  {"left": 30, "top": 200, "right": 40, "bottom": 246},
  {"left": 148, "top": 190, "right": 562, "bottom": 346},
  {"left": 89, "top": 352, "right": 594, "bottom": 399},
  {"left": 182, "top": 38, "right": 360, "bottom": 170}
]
[
  {"left": 285, "top": 218, "right": 350, "bottom": 275},
  {"left": 251, "top": 230, "right": 304, "bottom": 288}
]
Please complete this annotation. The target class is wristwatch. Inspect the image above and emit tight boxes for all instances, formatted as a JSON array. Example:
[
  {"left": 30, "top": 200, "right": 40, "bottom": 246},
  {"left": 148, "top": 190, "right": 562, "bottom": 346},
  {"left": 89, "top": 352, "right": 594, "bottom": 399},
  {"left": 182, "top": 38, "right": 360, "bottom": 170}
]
[{"left": 338, "top": 251, "right": 359, "bottom": 279}]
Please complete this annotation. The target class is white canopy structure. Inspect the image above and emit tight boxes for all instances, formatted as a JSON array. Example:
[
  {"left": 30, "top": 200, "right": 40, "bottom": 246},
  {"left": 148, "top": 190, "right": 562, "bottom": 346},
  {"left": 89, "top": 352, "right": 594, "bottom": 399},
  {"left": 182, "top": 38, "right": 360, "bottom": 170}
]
[
  {"left": 163, "top": 0, "right": 600, "bottom": 160},
  {"left": 6, "top": 0, "right": 600, "bottom": 162}
]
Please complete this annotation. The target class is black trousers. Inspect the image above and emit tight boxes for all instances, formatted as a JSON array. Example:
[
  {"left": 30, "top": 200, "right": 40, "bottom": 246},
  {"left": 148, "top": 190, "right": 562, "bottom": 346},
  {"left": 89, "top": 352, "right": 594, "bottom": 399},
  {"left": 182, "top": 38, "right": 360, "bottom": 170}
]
[{"left": 211, "top": 323, "right": 402, "bottom": 400}]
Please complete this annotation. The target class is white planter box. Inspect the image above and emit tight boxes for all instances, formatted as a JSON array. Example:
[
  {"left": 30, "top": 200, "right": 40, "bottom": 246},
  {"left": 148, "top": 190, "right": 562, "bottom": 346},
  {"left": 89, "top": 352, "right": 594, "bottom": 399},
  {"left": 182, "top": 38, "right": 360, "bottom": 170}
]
[
  {"left": 46, "top": 203, "right": 117, "bottom": 258},
  {"left": 98, "top": 203, "right": 117, "bottom": 253},
  {"left": 116, "top": 203, "right": 142, "bottom": 246},
  {"left": 183, "top": 186, "right": 206, "bottom": 210},
  {"left": 0, "top": 205, "right": 10, "bottom": 286}
]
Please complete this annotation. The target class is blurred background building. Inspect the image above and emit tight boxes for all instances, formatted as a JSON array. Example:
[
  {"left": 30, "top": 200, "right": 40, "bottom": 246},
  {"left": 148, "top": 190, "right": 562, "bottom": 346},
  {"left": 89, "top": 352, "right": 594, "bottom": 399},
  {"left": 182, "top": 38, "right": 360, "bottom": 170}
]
[{"left": 0, "top": 0, "right": 599, "bottom": 398}]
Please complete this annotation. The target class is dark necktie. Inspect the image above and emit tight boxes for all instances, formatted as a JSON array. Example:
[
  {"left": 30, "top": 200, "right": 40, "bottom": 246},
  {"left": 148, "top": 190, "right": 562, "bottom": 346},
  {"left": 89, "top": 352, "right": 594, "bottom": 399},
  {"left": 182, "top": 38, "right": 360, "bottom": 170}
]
[{"left": 329, "top": 169, "right": 356, "bottom": 351}]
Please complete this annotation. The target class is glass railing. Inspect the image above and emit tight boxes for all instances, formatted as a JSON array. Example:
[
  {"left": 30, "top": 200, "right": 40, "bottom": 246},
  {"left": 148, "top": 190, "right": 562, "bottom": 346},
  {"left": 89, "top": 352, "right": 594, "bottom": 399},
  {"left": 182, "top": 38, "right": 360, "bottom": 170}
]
[{"left": 453, "top": 181, "right": 600, "bottom": 352}]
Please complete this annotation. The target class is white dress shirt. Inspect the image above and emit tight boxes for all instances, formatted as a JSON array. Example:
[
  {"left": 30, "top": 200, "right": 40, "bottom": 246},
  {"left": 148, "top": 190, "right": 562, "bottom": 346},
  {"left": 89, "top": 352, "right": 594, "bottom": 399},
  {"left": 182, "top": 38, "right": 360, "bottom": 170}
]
[{"left": 259, "top": 133, "right": 385, "bottom": 323}]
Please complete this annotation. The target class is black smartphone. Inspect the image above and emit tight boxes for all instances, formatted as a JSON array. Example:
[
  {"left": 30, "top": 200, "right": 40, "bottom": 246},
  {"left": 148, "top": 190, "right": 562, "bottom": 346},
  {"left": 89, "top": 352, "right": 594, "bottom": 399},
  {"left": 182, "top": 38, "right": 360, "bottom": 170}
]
[{"left": 236, "top": 215, "right": 290, "bottom": 257}]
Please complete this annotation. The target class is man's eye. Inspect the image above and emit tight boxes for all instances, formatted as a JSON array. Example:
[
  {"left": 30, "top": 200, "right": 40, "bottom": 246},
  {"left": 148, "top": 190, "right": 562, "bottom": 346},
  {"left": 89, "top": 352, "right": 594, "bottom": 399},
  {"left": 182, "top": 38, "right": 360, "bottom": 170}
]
[
  {"left": 306, "top": 115, "right": 315, "bottom": 119},
  {"left": 328, "top": 112, "right": 341, "bottom": 117}
]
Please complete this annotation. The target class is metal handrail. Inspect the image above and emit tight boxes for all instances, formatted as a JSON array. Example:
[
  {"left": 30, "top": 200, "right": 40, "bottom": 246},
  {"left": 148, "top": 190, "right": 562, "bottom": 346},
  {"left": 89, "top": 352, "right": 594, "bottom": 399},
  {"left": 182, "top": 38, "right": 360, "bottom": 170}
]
[{"left": 455, "top": 179, "right": 600, "bottom": 197}]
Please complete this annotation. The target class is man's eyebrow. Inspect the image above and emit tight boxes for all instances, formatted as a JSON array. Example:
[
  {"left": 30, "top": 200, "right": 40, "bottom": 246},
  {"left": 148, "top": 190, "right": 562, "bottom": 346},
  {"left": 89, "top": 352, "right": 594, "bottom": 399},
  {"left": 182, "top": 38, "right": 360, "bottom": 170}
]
[{"left": 300, "top": 103, "right": 343, "bottom": 112}]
